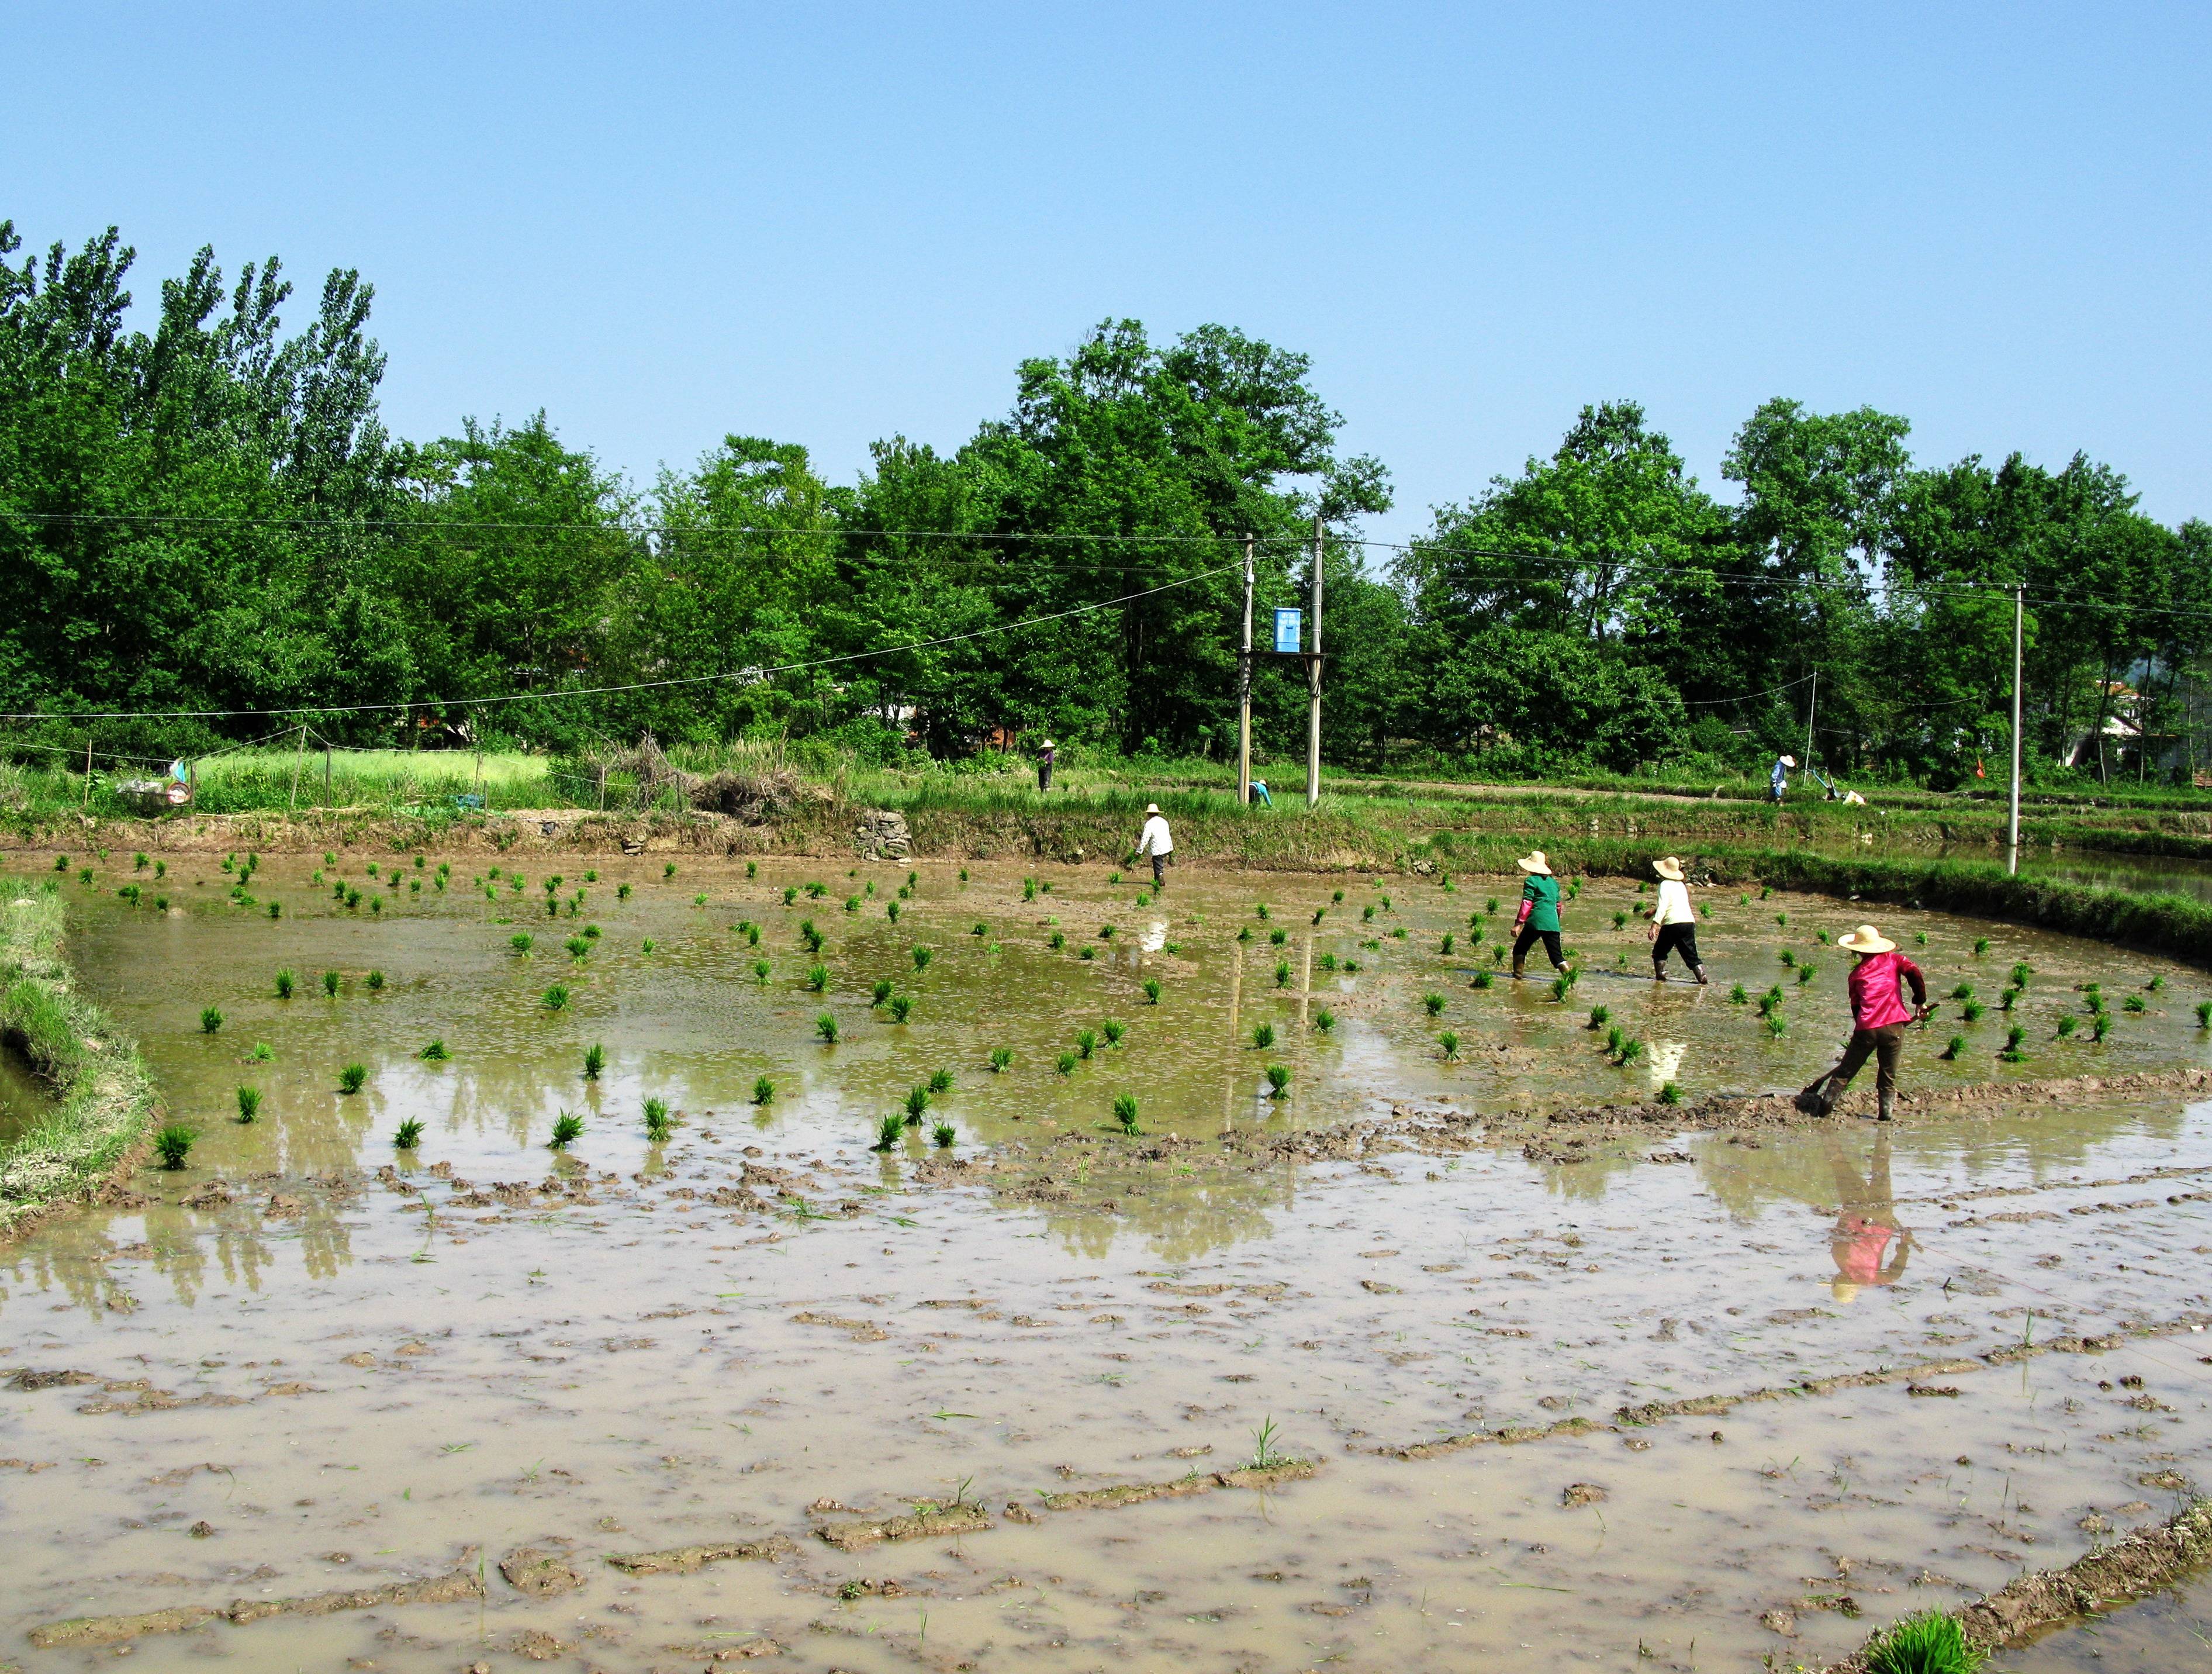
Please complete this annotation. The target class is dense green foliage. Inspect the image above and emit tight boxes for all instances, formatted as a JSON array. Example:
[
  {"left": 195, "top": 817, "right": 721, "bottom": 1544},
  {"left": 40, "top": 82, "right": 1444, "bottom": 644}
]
[{"left": 5, "top": 218, "right": 2208, "bottom": 786}]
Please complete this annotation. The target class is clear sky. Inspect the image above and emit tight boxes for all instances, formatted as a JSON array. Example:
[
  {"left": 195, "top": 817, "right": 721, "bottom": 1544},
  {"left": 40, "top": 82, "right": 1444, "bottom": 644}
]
[{"left": 6, "top": 3, "right": 2207, "bottom": 546}]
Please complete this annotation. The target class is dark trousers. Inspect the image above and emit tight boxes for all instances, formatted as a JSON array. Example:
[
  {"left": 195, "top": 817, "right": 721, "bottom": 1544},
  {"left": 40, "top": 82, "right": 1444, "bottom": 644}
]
[
  {"left": 1149, "top": 850, "right": 1171, "bottom": 886},
  {"left": 1511, "top": 923, "right": 1564, "bottom": 971},
  {"left": 1652, "top": 921, "right": 1701, "bottom": 972},
  {"left": 1038, "top": 762, "right": 1052, "bottom": 793},
  {"left": 1805, "top": 1024, "right": 1907, "bottom": 1112}
]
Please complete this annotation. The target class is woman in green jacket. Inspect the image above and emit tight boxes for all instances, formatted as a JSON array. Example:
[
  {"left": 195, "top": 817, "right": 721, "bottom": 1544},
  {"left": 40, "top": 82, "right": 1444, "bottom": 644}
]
[{"left": 1509, "top": 850, "right": 1567, "bottom": 978}]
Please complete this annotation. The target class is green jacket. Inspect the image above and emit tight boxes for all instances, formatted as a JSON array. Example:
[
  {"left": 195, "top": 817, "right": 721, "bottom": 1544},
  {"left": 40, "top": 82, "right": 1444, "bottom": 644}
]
[{"left": 1521, "top": 873, "right": 1561, "bottom": 933}]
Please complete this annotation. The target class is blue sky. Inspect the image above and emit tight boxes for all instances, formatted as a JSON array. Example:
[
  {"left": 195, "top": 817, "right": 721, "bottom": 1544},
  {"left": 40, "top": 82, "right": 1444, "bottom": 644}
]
[{"left": 6, "top": 3, "right": 2207, "bottom": 545}]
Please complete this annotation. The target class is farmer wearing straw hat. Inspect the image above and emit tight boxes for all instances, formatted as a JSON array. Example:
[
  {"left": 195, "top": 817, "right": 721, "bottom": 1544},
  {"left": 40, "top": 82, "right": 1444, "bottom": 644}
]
[
  {"left": 1036, "top": 738, "right": 1057, "bottom": 795},
  {"left": 1135, "top": 803, "right": 1174, "bottom": 889},
  {"left": 1508, "top": 850, "right": 1567, "bottom": 979},
  {"left": 1796, "top": 923, "right": 1930, "bottom": 1123},
  {"left": 1769, "top": 753, "right": 1796, "bottom": 803},
  {"left": 1645, "top": 855, "right": 1706, "bottom": 983}
]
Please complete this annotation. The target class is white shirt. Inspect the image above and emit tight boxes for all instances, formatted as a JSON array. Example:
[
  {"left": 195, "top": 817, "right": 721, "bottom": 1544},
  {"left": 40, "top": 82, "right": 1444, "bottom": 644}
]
[
  {"left": 1137, "top": 815, "right": 1173, "bottom": 855},
  {"left": 1653, "top": 878, "right": 1693, "bottom": 925}
]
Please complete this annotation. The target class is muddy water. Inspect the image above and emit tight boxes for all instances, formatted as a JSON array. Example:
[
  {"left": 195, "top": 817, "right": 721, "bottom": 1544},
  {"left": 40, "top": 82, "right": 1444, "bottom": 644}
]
[
  {"left": 0, "top": 1045, "right": 50, "bottom": 1149},
  {"left": 1996, "top": 1575, "right": 2211, "bottom": 1669},
  {"left": 2, "top": 852, "right": 2210, "bottom": 1672}
]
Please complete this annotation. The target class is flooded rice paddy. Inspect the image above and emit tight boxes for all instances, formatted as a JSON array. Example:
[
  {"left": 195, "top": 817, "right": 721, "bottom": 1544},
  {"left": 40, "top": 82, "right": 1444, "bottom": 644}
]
[{"left": 3, "top": 852, "right": 2210, "bottom": 1672}]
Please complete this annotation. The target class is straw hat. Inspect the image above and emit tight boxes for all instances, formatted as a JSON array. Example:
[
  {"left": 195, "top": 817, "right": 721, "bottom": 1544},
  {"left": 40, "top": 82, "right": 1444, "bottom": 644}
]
[
  {"left": 1143, "top": 803, "right": 1160, "bottom": 815},
  {"left": 1830, "top": 1279, "right": 1861, "bottom": 1306},
  {"left": 1515, "top": 850, "right": 1551, "bottom": 876},
  {"left": 1653, "top": 855, "right": 1685, "bottom": 882},
  {"left": 1041, "top": 737, "right": 1055, "bottom": 748},
  {"left": 1837, "top": 923, "right": 1896, "bottom": 954},
  {"left": 1779, "top": 754, "right": 1797, "bottom": 768}
]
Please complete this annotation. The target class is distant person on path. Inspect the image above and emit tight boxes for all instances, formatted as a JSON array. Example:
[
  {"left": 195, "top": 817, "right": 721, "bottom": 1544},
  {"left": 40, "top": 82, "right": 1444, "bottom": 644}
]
[
  {"left": 1135, "top": 803, "right": 1174, "bottom": 888},
  {"left": 1508, "top": 850, "right": 1567, "bottom": 979},
  {"left": 1796, "top": 923, "right": 1930, "bottom": 1123},
  {"left": 1036, "top": 737, "right": 1056, "bottom": 795},
  {"left": 1769, "top": 753, "right": 1796, "bottom": 803},
  {"left": 1646, "top": 855, "right": 1706, "bottom": 984},
  {"left": 1249, "top": 778, "right": 1273, "bottom": 809}
]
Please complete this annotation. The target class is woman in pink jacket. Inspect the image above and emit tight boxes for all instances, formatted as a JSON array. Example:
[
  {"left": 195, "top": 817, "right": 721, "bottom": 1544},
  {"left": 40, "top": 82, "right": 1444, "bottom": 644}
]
[{"left": 1795, "top": 923, "right": 1929, "bottom": 1122}]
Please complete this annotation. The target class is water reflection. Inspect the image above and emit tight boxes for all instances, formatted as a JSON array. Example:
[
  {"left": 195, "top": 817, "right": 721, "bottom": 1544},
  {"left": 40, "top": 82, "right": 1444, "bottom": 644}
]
[{"left": 1823, "top": 1129, "right": 1912, "bottom": 1303}]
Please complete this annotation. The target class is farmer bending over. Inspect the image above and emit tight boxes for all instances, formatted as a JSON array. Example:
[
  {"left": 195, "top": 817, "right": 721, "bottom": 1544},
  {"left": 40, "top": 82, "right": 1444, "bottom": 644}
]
[
  {"left": 1796, "top": 923, "right": 1929, "bottom": 1123},
  {"left": 1508, "top": 850, "right": 1567, "bottom": 979},
  {"left": 1136, "top": 803, "right": 1174, "bottom": 889}
]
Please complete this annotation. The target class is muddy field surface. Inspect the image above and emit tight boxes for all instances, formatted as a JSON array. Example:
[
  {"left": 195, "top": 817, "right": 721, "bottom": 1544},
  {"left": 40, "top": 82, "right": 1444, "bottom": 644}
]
[{"left": 3, "top": 853, "right": 2210, "bottom": 1673}]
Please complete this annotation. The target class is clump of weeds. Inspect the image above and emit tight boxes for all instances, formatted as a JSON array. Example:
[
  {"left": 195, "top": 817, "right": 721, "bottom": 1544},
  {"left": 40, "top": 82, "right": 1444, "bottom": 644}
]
[
  {"left": 153, "top": 1124, "right": 197, "bottom": 1169},
  {"left": 236, "top": 1086, "right": 262, "bottom": 1123},
  {"left": 338, "top": 1063, "right": 368, "bottom": 1094},
  {"left": 420, "top": 1038, "right": 450, "bottom": 1061},
  {"left": 549, "top": 1111, "right": 585, "bottom": 1148},
  {"left": 1250, "top": 1417, "right": 1290, "bottom": 1470}
]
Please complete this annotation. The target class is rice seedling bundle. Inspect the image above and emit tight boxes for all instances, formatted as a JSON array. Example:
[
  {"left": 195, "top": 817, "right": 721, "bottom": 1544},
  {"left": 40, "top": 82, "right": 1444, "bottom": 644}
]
[
  {"left": 903, "top": 1085, "right": 931, "bottom": 1124},
  {"left": 236, "top": 1086, "right": 261, "bottom": 1122},
  {"left": 549, "top": 1111, "right": 585, "bottom": 1148},
  {"left": 420, "top": 1038, "right": 449, "bottom": 1061},
  {"left": 816, "top": 1012, "right": 839, "bottom": 1043},
  {"left": 153, "top": 1124, "right": 196, "bottom": 1169},
  {"left": 1315, "top": 1008, "right": 1336, "bottom": 1031},
  {"left": 1056, "top": 1051, "right": 1077, "bottom": 1075},
  {"left": 1274, "top": 961, "right": 1292, "bottom": 988},
  {"left": 542, "top": 984, "right": 570, "bottom": 1010},
  {"left": 1471, "top": 969, "right": 1493, "bottom": 989},
  {"left": 393, "top": 1118, "right": 426, "bottom": 1149},
  {"left": 1075, "top": 1028, "right": 1097, "bottom": 1059},
  {"left": 1142, "top": 978, "right": 1162, "bottom": 1004},
  {"left": 338, "top": 1063, "right": 368, "bottom": 1093},
  {"left": 200, "top": 1006, "right": 224, "bottom": 1034},
  {"left": 1423, "top": 992, "right": 1446, "bottom": 1016},
  {"left": 1264, "top": 1064, "right": 1291, "bottom": 1097},
  {"left": 928, "top": 1067, "right": 955, "bottom": 1093},
  {"left": 1438, "top": 1030, "right": 1460, "bottom": 1061},
  {"left": 932, "top": 1121, "right": 956, "bottom": 1148},
  {"left": 583, "top": 1043, "right": 606, "bottom": 1078},
  {"left": 1585, "top": 1004, "right": 1610, "bottom": 1030},
  {"left": 753, "top": 959, "right": 772, "bottom": 985},
  {"left": 1252, "top": 1022, "right": 1275, "bottom": 1049},
  {"left": 1658, "top": 1081, "right": 1681, "bottom": 1104},
  {"left": 873, "top": 1112, "right": 904, "bottom": 1151},
  {"left": 889, "top": 994, "right": 914, "bottom": 1023},
  {"left": 989, "top": 1047, "right": 1012, "bottom": 1072},
  {"left": 806, "top": 964, "right": 829, "bottom": 992}
]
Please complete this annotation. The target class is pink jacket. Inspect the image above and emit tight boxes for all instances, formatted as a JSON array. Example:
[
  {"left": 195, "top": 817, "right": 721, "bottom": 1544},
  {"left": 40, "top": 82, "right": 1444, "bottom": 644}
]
[{"left": 1847, "top": 950, "right": 1926, "bottom": 1031}]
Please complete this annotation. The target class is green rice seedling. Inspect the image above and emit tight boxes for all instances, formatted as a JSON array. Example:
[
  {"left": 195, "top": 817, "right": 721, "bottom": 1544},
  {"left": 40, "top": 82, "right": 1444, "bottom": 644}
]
[
  {"left": 617, "top": 882, "right": 632, "bottom": 900},
  {"left": 582, "top": 923, "right": 601, "bottom": 940},
  {"left": 1108, "top": 869, "right": 1122, "bottom": 886},
  {"left": 1254, "top": 902, "right": 1271, "bottom": 920},
  {"left": 1100, "top": 1019, "right": 1125, "bottom": 1047},
  {"left": 1471, "top": 969, "right": 1493, "bottom": 990},
  {"left": 336, "top": 879, "right": 351, "bottom": 900},
  {"left": 887, "top": 899, "right": 901, "bottom": 923},
  {"left": 1815, "top": 928, "right": 1830, "bottom": 944},
  {"left": 1862, "top": 1607, "right": 1985, "bottom": 1674},
  {"left": 1022, "top": 876, "right": 1038, "bottom": 902},
  {"left": 394, "top": 1117, "right": 426, "bottom": 1150},
  {"left": 1950, "top": 982, "right": 1975, "bottom": 1001},
  {"left": 1423, "top": 991, "right": 1446, "bottom": 1016},
  {"left": 1658, "top": 1081, "right": 1682, "bottom": 1105},
  {"left": 236, "top": 1085, "right": 262, "bottom": 1123},
  {"left": 889, "top": 993, "right": 914, "bottom": 1023},
  {"left": 419, "top": 1038, "right": 450, "bottom": 1061},
  {"left": 1252, "top": 1021, "right": 1276, "bottom": 1050},
  {"left": 1079, "top": 945, "right": 1097, "bottom": 960},
  {"left": 1265, "top": 1064, "right": 1292, "bottom": 1098},
  {"left": 692, "top": 892, "right": 707, "bottom": 907},
  {"left": 1440, "top": 931, "right": 1459, "bottom": 956},
  {"left": 1968, "top": 936, "right": 1990, "bottom": 957},
  {"left": 1962, "top": 999, "right": 1985, "bottom": 1021},
  {"left": 1616, "top": 1036, "right": 1647, "bottom": 1067},
  {"left": 1797, "top": 964, "right": 1816, "bottom": 985},
  {"left": 1056, "top": 1051, "right": 1077, "bottom": 1076},
  {"left": 1585, "top": 1004, "right": 1610, "bottom": 1030},
  {"left": 1111, "top": 1093, "right": 1140, "bottom": 1134},
  {"left": 2092, "top": 1012, "right": 2113, "bottom": 1043},
  {"left": 1774, "top": 911, "right": 1788, "bottom": 928},
  {"left": 133, "top": 851, "right": 148, "bottom": 871},
  {"left": 903, "top": 1085, "right": 931, "bottom": 1124},
  {"left": 549, "top": 1111, "right": 585, "bottom": 1148},
  {"left": 1549, "top": 971, "right": 1573, "bottom": 1002},
  {"left": 2010, "top": 961, "right": 2033, "bottom": 987},
  {"left": 817, "top": 1012, "right": 839, "bottom": 1043},
  {"left": 2122, "top": 993, "right": 2146, "bottom": 1013},
  {"left": 2000, "top": 985, "right": 2020, "bottom": 1012},
  {"left": 1611, "top": 910, "right": 1628, "bottom": 930},
  {"left": 2084, "top": 986, "right": 2106, "bottom": 1013},
  {"left": 153, "top": 1124, "right": 197, "bottom": 1169},
  {"left": 749, "top": 1074, "right": 776, "bottom": 1108},
  {"left": 1274, "top": 960, "right": 1292, "bottom": 988},
  {"left": 644, "top": 1097, "right": 673, "bottom": 1141},
  {"left": 1075, "top": 1028, "right": 1098, "bottom": 1059},
  {"left": 871, "top": 978, "right": 894, "bottom": 1006},
  {"left": 665, "top": 862, "right": 677, "bottom": 878},
  {"left": 1097, "top": 923, "right": 1118, "bottom": 942},
  {"left": 1757, "top": 985, "right": 1783, "bottom": 1016},
  {"left": 154, "top": 896, "right": 169, "bottom": 910},
  {"left": 744, "top": 924, "right": 761, "bottom": 946},
  {"left": 51, "top": 854, "right": 66, "bottom": 872},
  {"left": 1940, "top": 1034, "right": 1967, "bottom": 1061},
  {"left": 1438, "top": 1029, "right": 1460, "bottom": 1061},
  {"left": 542, "top": 983, "right": 570, "bottom": 1010},
  {"left": 805, "top": 880, "right": 827, "bottom": 899},
  {"left": 1347, "top": 957, "right": 1364, "bottom": 972},
  {"left": 1317, "top": 952, "right": 1337, "bottom": 972},
  {"left": 872, "top": 1112, "right": 904, "bottom": 1151},
  {"left": 1048, "top": 930, "right": 1066, "bottom": 950},
  {"left": 806, "top": 964, "right": 829, "bottom": 992},
  {"left": 912, "top": 945, "right": 933, "bottom": 971},
  {"left": 345, "top": 888, "right": 362, "bottom": 910},
  {"left": 2001, "top": 1024, "right": 2027, "bottom": 1061},
  {"left": 583, "top": 1043, "right": 606, "bottom": 1079},
  {"left": 1310, "top": 907, "right": 1324, "bottom": 925},
  {"left": 1604, "top": 1023, "right": 1625, "bottom": 1057},
  {"left": 2197, "top": 1000, "right": 2211, "bottom": 1028},
  {"left": 845, "top": 896, "right": 860, "bottom": 914},
  {"left": 268, "top": 898, "right": 283, "bottom": 919},
  {"left": 1757, "top": 1012, "right": 1784, "bottom": 1039},
  {"left": 1269, "top": 927, "right": 1287, "bottom": 947},
  {"left": 801, "top": 921, "right": 825, "bottom": 952},
  {"left": 1779, "top": 949, "right": 1797, "bottom": 967},
  {"left": 2147, "top": 974, "right": 2165, "bottom": 992},
  {"left": 753, "top": 958, "right": 772, "bottom": 985},
  {"left": 200, "top": 1005, "right": 223, "bottom": 1034},
  {"left": 1236, "top": 925, "right": 1253, "bottom": 943},
  {"left": 1361, "top": 904, "right": 1375, "bottom": 922},
  {"left": 274, "top": 967, "right": 296, "bottom": 999},
  {"left": 2055, "top": 1014, "right": 2078, "bottom": 1038},
  {"left": 932, "top": 1121, "right": 956, "bottom": 1148},
  {"left": 782, "top": 886, "right": 797, "bottom": 906},
  {"left": 338, "top": 1062, "right": 368, "bottom": 1094},
  {"left": 1315, "top": 1008, "right": 1336, "bottom": 1032},
  {"left": 928, "top": 1068, "right": 955, "bottom": 1095},
  {"left": 557, "top": 934, "right": 586, "bottom": 959},
  {"left": 641, "top": 938, "right": 656, "bottom": 954},
  {"left": 1142, "top": 977, "right": 1162, "bottom": 1004},
  {"left": 990, "top": 1047, "right": 1012, "bottom": 1072},
  {"left": 745, "top": 861, "right": 758, "bottom": 879},
  {"left": 1381, "top": 893, "right": 1394, "bottom": 911},
  {"left": 1915, "top": 930, "right": 1928, "bottom": 945}
]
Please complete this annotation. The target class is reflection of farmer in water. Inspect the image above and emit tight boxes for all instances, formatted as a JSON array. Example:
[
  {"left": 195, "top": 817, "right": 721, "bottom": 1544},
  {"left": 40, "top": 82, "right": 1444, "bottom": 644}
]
[{"left": 1824, "top": 1128, "right": 1912, "bottom": 1304}]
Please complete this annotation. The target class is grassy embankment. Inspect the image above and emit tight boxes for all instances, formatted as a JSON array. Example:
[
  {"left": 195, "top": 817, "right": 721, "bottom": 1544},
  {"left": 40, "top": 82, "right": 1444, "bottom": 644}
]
[{"left": 0, "top": 881, "right": 161, "bottom": 1240}]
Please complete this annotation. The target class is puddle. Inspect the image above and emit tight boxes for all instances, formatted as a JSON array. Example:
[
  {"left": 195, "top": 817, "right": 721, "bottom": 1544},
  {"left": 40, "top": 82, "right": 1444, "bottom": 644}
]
[
  {"left": 2, "top": 852, "right": 2209, "bottom": 1670},
  {"left": 1993, "top": 1573, "right": 2212, "bottom": 1670}
]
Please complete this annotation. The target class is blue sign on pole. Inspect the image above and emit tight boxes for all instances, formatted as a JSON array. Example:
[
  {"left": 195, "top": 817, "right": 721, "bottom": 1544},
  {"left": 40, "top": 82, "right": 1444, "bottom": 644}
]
[{"left": 1273, "top": 608, "right": 1302, "bottom": 654}]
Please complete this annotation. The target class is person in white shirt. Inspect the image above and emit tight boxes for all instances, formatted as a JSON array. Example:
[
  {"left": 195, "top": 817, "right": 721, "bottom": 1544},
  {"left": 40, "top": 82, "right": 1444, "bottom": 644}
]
[
  {"left": 1135, "top": 803, "right": 1174, "bottom": 889},
  {"left": 1645, "top": 855, "right": 1706, "bottom": 984}
]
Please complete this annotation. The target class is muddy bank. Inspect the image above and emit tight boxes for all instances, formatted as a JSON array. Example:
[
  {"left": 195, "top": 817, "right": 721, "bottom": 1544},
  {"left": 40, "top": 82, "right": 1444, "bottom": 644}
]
[
  {"left": 0, "top": 882, "right": 160, "bottom": 1242},
  {"left": 1819, "top": 1500, "right": 2212, "bottom": 1672}
]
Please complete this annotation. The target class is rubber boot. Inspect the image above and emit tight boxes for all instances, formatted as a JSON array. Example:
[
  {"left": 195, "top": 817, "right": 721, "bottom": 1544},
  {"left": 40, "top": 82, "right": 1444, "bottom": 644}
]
[
  {"left": 1692, "top": 964, "right": 1710, "bottom": 986},
  {"left": 1651, "top": 962, "right": 1667, "bottom": 982},
  {"left": 1510, "top": 957, "right": 1526, "bottom": 981},
  {"left": 1876, "top": 1089, "right": 1895, "bottom": 1123}
]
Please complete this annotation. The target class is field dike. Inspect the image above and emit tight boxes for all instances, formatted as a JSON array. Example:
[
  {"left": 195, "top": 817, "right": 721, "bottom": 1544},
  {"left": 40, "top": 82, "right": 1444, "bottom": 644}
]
[
  {"left": 0, "top": 881, "right": 161, "bottom": 1242},
  {"left": 1817, "top": 1499, "right": 2212, "bottom": 1671}
]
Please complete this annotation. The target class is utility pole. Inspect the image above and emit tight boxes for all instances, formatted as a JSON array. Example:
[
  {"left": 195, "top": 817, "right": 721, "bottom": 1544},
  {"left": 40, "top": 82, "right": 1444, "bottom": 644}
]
[
  {"left": 289, "top": 724, "right": 306, "bottom": 814},
  {"left": 2008, "top": 582, "right": 2024, "bottom": 876},
  {"left": 1803, "top": 668, "right": 1817, "bottom": 776},
  {"left": 1238, "top": 534, "right": 1254, "bottom": 806},
  {"left": 1306, "top": 514, "right": 1323, "bottom": 809}
]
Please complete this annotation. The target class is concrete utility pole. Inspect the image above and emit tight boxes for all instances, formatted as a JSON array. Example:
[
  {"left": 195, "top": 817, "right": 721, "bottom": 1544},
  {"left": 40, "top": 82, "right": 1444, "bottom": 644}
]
[
  {"left": 2008, "top": 582, "right": 2024, "bottom": 876},
  {"left": 1239, "top": 534, "right": 1254, "bottom": 806},
  {"left": 1306, "top": 514, "right": 1323, "bottom": 809},
  {"left": 1803, "top": 668, "right": 1817, "bottom": 775}
]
